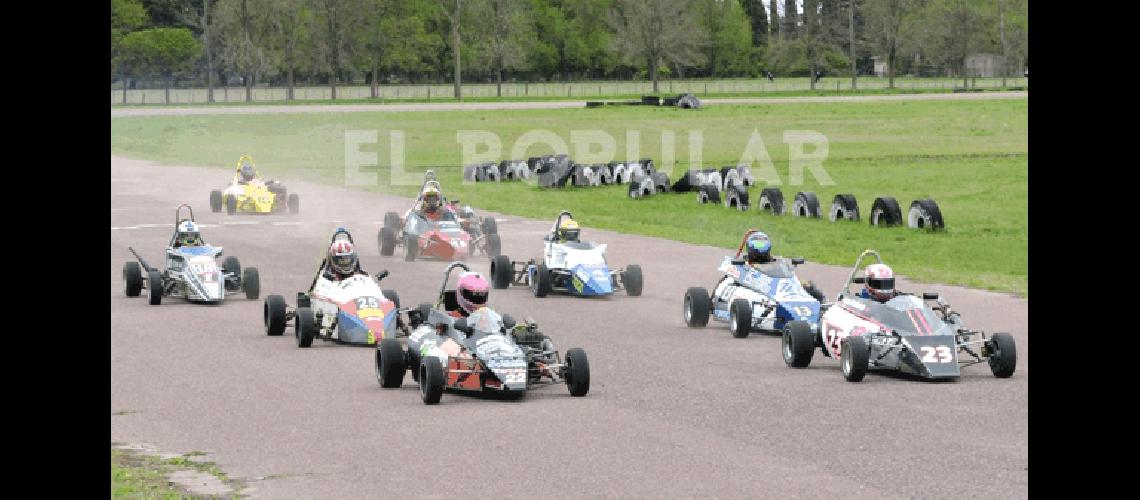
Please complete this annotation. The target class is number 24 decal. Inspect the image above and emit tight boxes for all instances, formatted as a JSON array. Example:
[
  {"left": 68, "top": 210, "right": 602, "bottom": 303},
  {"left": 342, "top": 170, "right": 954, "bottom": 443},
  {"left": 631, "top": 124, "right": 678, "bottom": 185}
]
[{"left": 920, "top": 346, "right": 954, "bottom": 363}]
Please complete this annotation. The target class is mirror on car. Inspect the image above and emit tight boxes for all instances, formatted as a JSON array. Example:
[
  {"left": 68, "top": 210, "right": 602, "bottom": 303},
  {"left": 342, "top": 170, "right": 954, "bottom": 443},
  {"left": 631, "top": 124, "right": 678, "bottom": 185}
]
[
  {"left": 375, "top": 270, "right": 390, "bottom": 281},
  {"left": 792, "top": 258, "right": 805, "bottom": 265},
  {"left": 852, "top": 277, "right": 866, "bottom": 284},
  {"left": 923, "top": 292, "right": 939, "bottom": 300}
]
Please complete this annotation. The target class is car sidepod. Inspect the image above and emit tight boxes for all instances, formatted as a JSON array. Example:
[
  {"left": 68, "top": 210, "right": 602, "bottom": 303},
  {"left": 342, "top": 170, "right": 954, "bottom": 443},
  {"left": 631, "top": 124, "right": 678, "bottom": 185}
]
[{"left": 473, "top": 334, "right": 528, "bottom": 392}]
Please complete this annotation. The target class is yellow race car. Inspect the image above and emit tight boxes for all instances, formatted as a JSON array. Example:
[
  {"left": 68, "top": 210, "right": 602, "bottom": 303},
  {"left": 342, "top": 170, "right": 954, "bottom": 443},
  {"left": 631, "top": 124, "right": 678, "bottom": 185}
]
[{"left": 209, "top": 156, "right": 299, "bottom": 214}]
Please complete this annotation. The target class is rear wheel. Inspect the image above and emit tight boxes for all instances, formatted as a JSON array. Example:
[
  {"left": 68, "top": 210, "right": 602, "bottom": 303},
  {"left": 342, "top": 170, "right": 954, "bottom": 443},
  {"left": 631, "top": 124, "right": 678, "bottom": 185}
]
[
  {"left": 481, "top": 218, "right": 498, "bottom": 235},
  {"left": 295, "top": 307, "right": 315, "bottom": 348},
  {"left": 383, "top": 211, "right": 400, "bottom": 230},
  {"left": 987, "top": 333, "right": 1017, "bottom": 378},
  {"left": 146, "top": 270, "right": 163, "bottom": 305},
  {"left": 404, "top": 235, "right": 418, "bottom": 262},
  {"left": 222, "top": 257, "right": 241, "bottom": 288},
  {"left": 841, "top": 336, "right": 869, "bottom": 382},
  {"left": 288, "top": 193, "right": 299, "bottom": 214},
  {"left": 420, "top": 357, "right": 445, "bottom": 404},
  {"left": 622, "top": 264, "right": 643, "bottom": 296},
  {"left": 209, "top": 190, "right": 223, "bottom": 212},
  {"left": 382, "top": 289, "right": 400, "bottom": 309},
  {"left": 242, "top": 267, "right": 260, "bottom": 299},
  {"left": 565, "top": 348, "right": 590, "bottom": 397},
  {"left": 532, "top": 265, "right": 552, "bottom": 297},
  {"left": 376, "top": 338, "right": 406, "bottom": 388},
  {"left": 379, "top": 227, "right": 397, "bottom": 256},
  {"left": 782, "top": 321, "right": 815, "bottom": 368},
  {"left": 490, "top": 255, "right": 512, "bottom": 289},
  {"left": 123, "top": 262, "right": 143, "bottom": 297},
  {"left": 683, "top": 287, "right": 711, "bottom": 327},
  {"left": 729, "top": 299, "right": 752, "bottom": 338},
  {"left": 264, "top": 295, "right": 286, "bottom": 336},
  {"left": 484, "top": 233, "right": 501, "bottom": 257}
]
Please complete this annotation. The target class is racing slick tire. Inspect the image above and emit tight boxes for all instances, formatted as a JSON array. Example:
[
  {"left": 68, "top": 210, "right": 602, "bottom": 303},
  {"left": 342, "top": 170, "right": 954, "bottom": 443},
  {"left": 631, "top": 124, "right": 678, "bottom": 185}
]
[
  {"left": 841, "top": 336, "right": 870, "bottom": 382},
  {"left": 295, "top": 307, "right": 316, "bottom": 348},
  {"left": 264, "top": 295, "right": 287, "bottom": 336},
  {"left": 622, "top": 265, "right": 643, "bottom": 296},
  {"left": 382, "top": 289, "right": 400, "bottom": 309},
  {"left": 146, "top": 270, "right": 163, "bottom": 305},
  {"left": 729, "top": 299, "right": 752, "bottom": 339},
  {"left": 481, "top": 217, "right": 498, "bottom": 235},
  {"left": 242, "top": 267, "right": 260, "bottom": 299},
  {"left": 209, "top": 190, "right": 223, "bottom": 213},
  {"left": 565, "top": 348, "right": 591, "bottom": 397},
  {"left": 288, "top": 193, "right": 300, "bottom": 214},
  {"left": 379, "top": 227, "right": 397, "bottom": 256},
  {"left": 792, "top": 191, "right": 821, "bottom": 218},
  {"left": 697, "top": 185, "right": 721, "bottom": 204},
  {"left": 485, "top": 233, "right": 502, "bottom": 257},
  {"left": 725, "top": 184, "right": 749, "bottom": 211},
  {"left": 490, "top": 255, "right": 513, "bottom": 289},
  {"left": 829, "top": 194, "right": 859, "bottom": 222},
  {"left": 376, "top": 338, "right": 406, "bottom": 388},
  {"left": 404, "top": 235, "right": 418, "bottom": 262},
  {"left": 383, "top": 211, "right": 401, "bottom": 230},
  {"left": 987, "top": 333, "right": 1017, "bottom": 378},
  {"left": 420, "top": 357, "right": 445, "bottom": 405},
  {"left": 222, "top": 256, "right": 241, "bottom": 287},
  {"left": 782, "top": 320, "right": 816, "bottom": 368},
  {"left": 407, "top": 346, "right": 422, "bottom": 383},
  {"left": 413, "top": 303, "right": 433, "bottom": 330},
  {"left": 759, "top": 188, "right": 785, "bottom": 215},
  {"left": 870, "top": 197, "right": 903, "bottom": 226},
  {"left": 225, "top": 195, "right": 237, "bottom": 215},
  {"left": 803, "top": 281, "right": 826, "bottom": 303},
  {"left": 908, "top": 199, "right": 945, "bottom": 230},
  {"left": 123, "top": 262, "right": 143, "bottom": 297},
  {"left": 684, "top": 287, "right": 711, "bottom": 327},
  {"left": 531, "top": 264, "right": 553, "bottom": 298}
]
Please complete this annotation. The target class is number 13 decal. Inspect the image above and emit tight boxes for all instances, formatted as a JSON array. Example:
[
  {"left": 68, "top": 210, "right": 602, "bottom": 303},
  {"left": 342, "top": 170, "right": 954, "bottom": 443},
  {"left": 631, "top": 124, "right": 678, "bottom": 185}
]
[{"left": 920, "top": 346, "right": 953, "bottom": 363}]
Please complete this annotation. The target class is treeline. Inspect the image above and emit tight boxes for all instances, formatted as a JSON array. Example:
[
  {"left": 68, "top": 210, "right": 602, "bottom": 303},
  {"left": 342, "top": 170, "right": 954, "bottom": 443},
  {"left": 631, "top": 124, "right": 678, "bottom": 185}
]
[{"left": 111, "top": 0, "right": 1028, "bottom": 100}]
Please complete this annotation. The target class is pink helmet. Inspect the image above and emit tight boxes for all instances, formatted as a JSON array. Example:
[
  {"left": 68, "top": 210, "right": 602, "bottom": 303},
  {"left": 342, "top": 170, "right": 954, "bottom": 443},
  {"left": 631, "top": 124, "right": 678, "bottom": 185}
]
[
  {"left": 864, "top": 263, "right": 895, "bottom": 302},
  {"left": 456, "top": 271, "right": 490, "bottom": 314}
]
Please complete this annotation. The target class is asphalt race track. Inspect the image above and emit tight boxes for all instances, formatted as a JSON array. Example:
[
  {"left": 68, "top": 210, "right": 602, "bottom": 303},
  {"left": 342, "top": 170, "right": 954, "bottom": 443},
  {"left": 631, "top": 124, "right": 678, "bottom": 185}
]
[{"left": 111, "top": 155, "right": 1028, "bottom": 498}]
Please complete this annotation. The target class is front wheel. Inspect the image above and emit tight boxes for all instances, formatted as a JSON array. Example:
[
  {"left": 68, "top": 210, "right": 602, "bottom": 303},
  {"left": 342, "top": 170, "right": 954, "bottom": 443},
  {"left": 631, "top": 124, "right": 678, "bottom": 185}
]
[
  {"left": 532, "top": 265, "right": 552, "bottom": 298},
  {"left": 782, "top": 321, "right": 815, "bottom": 368},
  {"left": 420, "top": 357, "right": 445, "bottom": 404},
  {"left": 225, "top": 195, "right": 237, "bottom": 215},
  {"left": 404, "top": 235, "right": 418, "bottom": 262},
  {"left": 987, "top": 333, "right": 1017, "bottom": 378},
  {"left": 841, "top": 336, "right": 869, "bottom": 382},
  {"left": 264, "top": 295, "right": 286, "bottom": 336},
  {"left": 622, "top": 264, "right": 643, "bottom": 296},
  {"left": 209, "top": 190, "right": 223, "bottom": 212},
  {"left": 288, "top": 193, "right": 299, "bottom": 214},
  {"left": 295, "top": 307, "right": 315, "bottom": 348},
  {"left": 565, "top": 348, "right": 590, "bottom": 397},
  {"left": 729, "top": 299, "right": 752, "bottom": 338},
  {"left": 376, "top": 338, "right": 406, "bottom": 388},
  {"left": 490, "top": 255, "right": 512, "bottom": 289},
  {"left": 146, "top": 270, "right": 163, "bottom": 305}
]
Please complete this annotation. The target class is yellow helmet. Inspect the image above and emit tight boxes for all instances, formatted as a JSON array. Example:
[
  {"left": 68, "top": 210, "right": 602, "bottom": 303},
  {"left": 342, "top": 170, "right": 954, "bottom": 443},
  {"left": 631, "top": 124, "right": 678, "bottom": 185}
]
[
  {"left": 557, "top": 218, "right": 580, "bottom": 241},
  {"left": 422, "top": 185, "right": 441, "bottom": 212}
]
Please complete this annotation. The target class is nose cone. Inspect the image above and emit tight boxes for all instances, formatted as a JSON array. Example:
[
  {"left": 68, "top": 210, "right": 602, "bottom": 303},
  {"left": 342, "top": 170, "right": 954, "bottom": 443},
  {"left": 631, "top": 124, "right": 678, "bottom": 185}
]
[
  {"left": 572, "top": 265, "right": 612, "bottom": 296},
  {"left": 902, "top": 335, "right": 961, "bottom": 378}
]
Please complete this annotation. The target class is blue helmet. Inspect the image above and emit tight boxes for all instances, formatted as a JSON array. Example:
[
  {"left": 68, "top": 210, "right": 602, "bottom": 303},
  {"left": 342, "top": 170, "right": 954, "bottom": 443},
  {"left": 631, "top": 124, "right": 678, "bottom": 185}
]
[{"left": 745, "top": 232, "right": 772, "bottom": 264}]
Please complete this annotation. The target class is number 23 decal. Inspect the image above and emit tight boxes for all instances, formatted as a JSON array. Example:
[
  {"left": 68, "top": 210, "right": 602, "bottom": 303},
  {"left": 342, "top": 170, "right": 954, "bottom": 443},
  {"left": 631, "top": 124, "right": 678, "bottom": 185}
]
[{"left": 920, "top": 346, "right": 954, "bottom": 363}]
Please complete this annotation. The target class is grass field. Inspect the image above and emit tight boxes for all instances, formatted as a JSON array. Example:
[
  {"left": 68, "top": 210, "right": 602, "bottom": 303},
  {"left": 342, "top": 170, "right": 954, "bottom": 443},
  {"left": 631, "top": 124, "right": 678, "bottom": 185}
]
[{"left": 111, "top": 97, "right": 1028, "bottom": 296}]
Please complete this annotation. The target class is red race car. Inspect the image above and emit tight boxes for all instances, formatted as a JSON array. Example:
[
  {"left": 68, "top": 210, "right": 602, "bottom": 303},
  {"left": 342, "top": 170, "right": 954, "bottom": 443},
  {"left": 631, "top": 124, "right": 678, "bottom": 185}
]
[{"left": 377, "top": 173, "right": 501, "bottom": 261}]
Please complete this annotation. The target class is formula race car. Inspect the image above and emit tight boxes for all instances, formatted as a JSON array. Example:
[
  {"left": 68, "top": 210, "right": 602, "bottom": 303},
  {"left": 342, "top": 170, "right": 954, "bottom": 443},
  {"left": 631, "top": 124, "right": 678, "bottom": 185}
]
[
  {"left": 683, "top": 229, "right": 825, "bottom": 338},
  {"left": 378, "top": 172, "right": 501, "bottom": 261},
  {"left": 374, "top": 262, "right": 591, "bottom": 404},
  {"left": 780, "top": 249, "right": 1017, "bottom": 382},
  {"left": 122, "top": 204, "right": 260, "bottom": 305},
  {"left": 263, "top": 228, "right": 408, "bottom": 348},
  {"left": 489, "top": 211, "right": 642, "bottom": 298},
  {"left": 209, "top": 156, "right": 298, "bottom": 214}
]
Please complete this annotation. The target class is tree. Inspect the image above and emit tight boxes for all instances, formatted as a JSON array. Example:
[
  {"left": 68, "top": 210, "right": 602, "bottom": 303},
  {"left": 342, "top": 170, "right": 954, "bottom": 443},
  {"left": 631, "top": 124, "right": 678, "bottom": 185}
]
[
  {"left": 215, "top": 0, "right": 275, "bottom": 102},
  {"left": 699, "top": 0, "right": 753, "bottom": 77},
  {"left": 311, "top": 0, "right": 363, "bottom": 100},
  {"left": 742, "top": 0, "right": 769, "bottom": 47},
  {"left": 918, "top": 0, "right": 994, "bottom": 86},
  {"left": 608, "top": 0, "right": 710, "bottom": 92},
  {"left": 530, "top": 0, "right": 613, "bottom": 81},
  {"left": 112, "top": 0, "right": 149, "bottom": 102},
  {"left": 472, "top": 0, "right": 535, "bottom": 96},
  {"left": 434, "top": 0, "right": 464, "bottom": 99},
  {"left": 355, "top": 0, "right": 439, "bottom": 97},
  {"left": 865, "top": 0, "right": 922, "bottom": 88},
  {"left": 265, "top": 0, "right": 312, "bottom": 100},
  {"left": 782, "top": 0, "right": 797, "bottom": 38},
  {"left": 769, "top": 0, "right": 780, "bottom": 40},
  {"left": 117, "top": 27, "right": 202, "bottom": 103}
]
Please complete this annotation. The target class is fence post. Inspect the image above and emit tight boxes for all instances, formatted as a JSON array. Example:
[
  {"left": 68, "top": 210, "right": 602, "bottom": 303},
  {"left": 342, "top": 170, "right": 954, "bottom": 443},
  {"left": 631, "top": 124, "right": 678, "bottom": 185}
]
[
  {"left": 525, "top": 82, "right": 528, "bottom": 96},
  {"left": 428, "top": 87, "right": 431, "bottom": 101}
]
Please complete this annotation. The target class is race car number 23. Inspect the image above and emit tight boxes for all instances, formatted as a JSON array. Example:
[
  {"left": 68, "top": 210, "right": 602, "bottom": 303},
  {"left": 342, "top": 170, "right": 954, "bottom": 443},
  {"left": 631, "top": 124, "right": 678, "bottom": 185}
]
[{"left": 920, "top": 346, "right": 953, "bottom": 363}]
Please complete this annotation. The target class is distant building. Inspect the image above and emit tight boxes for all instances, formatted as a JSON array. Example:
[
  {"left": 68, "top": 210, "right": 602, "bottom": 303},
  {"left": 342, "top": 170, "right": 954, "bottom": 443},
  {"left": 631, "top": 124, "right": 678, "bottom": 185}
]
[
  {"left": 965, "top": 53, "right": 1006, "bottom": 77},
  {"left": 871, "top": 57, "right": 887, "bottom": 77}
]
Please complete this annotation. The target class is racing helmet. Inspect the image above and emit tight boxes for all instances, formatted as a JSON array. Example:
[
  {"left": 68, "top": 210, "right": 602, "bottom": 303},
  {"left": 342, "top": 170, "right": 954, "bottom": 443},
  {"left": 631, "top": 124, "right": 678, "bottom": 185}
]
[
  {"left": 328, "top": 240, "right": 358, "bottom": 276},
  {"left": 177, "top": 220, "right": 202, "bottom": 246},
  {"left": 422, "top": 185, "right": 441, "bottom": 213},
  {"left": 557, "top": 218, "right": 580, "bottom": 242},
  {"left": 456, "top": 271, "right": 490, "bottom": 315},
  {"left": 864, "top": 263, "right": 895, "bottom": 302},
  {"left": 745, "top": 232, "right": 772, "bottom": 264},
  {"left": 238, "top": 156, "right": 256, "bottom": 182}
]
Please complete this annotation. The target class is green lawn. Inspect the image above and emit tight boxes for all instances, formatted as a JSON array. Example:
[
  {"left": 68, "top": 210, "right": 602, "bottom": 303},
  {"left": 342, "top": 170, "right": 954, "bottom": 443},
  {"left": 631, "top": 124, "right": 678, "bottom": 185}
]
[{"left": 111, "top": 97, "right": 1028, "bottom": 296}]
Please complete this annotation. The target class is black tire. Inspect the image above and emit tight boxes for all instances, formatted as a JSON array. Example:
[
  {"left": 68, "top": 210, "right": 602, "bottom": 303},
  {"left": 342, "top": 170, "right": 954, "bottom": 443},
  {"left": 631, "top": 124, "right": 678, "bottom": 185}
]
[
  {"left": 382, "top": 289, "right": 400, "bottom": 309},
  {"left": 792, "top": 191, "right": 821, "bottom": 218},
  {"left": 870, "top": 197, "right": 903, "bottom": 227},
  {"left": 222, "top": 256, "right": 241, "bottom": 283},
  {"left": 698, "top": 185, "right": 721, "bottom": 204},
  {"left": 531, "top": 264, "right": 552, "bottom": 298},
  {"left": 651, "top": 171, "right": 671, "bottom": 192},
  {"left": 725, "top": 184, "right": 749, "bottom": 211},
  {"left": 485, "top": 233, "right": 502, "bottom": 257},
  {"left": 671, "top": 170, "right": 696, "bottom": 192},
  {"left": 123, "top": 261, "right": 143, "bottom": 297},
  {"left": 683, "top": 287, "right": 711, "bottom": 327},
  {"left": 622, "top": 265, "right": 643, "bottom": 296},
  {"left": 908, "top": 199, "right": 945, "bottom": 230},
  {"left": 209, "top": 190, "right": 223, "bottom": 213},
  {"left": 264, "top": 295, "right": 287, "bottom": 336},
  {"left": 376, "top": 338, "right": 406, "bottom": 388},
  {"left": 565, "top": 348, "right": 591, "bottom": 397},
  {"left": 841, "top": 336, "right": 869, "bottom": 382},
  {"left": 803, "top": 281, "right": 826, "bottom": 303},
  {"left": 414, "top": 303, "right": 433, "bottom": 330},
  {"left": 463, "top": 163, "right": 479, "bottom": 182},
  {"left": 759, "top": 188, "right": 785, "bottom": 215},
  {"left": 404, "top": 235, "right": 418, "bottom": 262},
  {"left": 572, "top": 164, "right": 590, "bottom": 187},
  {"left": 782, "top": 320, "right": 815, "bottom": 368},
  {"left": 628, "top": 180, "right": 642, "bottom": 199},
  {"left": 481, "top": 217, "right": 498, "bottom": 235},
  {"left": 420, "top": 357, "right": 445, "bottom": 404},
  {"left": 407, "top": 347, "right": 421, "bottom": 383},
  {"left": 295, "top": 307, "right": 315, "bottom": 348},
  {"left": 491, "top": 255, "right": 512, "bottom": 289},
  {"left": 225, "top": 195, "right": 237, "bottom": 215},
  {"left": 288, "top": 193, "right": 299, "bottom": 214},
  {"left": 729, "top": 299, "right": 752, "bottom": 338},
  {"left": 987, "top": 333, "right": 1017, "bottom": 378},
  {"left": 829, "top": 194, "right": 859, "bottom": 222},
  {"left": 146, "top": 270, "right": 163, "bottom": 305},
  {"left": 383, "top": 211, "right": 400, "bottom": 230},
  {"left": 242, "top": 267, "right": 260, "bottom": 300},
  {"left": 379, "top": 227, "right": 397, "bottom": 256}
]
